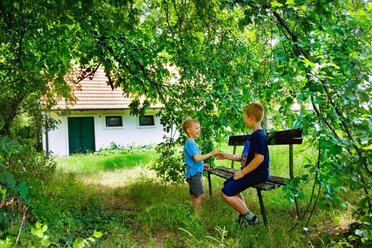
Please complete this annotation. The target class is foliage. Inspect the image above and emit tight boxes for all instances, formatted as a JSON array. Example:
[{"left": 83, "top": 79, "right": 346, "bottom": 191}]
[
  {"left": 95, "top": 142, "right": 156, "bottom": 155},
  {"left": 0, "top": 135, "right": 56, "bottom": 243},
  {"left": 231, "top": 0, "right": 372, "bottom": 233},
  {"left": 0, "top": 171, "right": 29, "bottom": 238},
  {"left": 0, "top": 221, "right": 103, "bottom": 248},
  {"left": 0, "top": 136, "right": 56, "bottom": 181},
  {"left": 152, "top": 138, "right": 185, "bottom": 183},
  {"left": 0, "top": 0, "right": 370, "bottom": 242}
]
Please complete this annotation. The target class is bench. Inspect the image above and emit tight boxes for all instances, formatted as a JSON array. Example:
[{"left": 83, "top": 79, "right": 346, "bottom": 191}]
[{"left": 206, "top": 128, "right": 303, "bottom": 226}]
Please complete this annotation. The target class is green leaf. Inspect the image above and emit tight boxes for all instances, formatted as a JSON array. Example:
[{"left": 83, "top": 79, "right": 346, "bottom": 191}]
[
  {"left": 367, "top": 3, "right": 372, "bottom": 12},
  {"left": 271, "top": 1, "right": 284, "bottom": 8},
  {"left": 285, "top": 0, "right": 294, "bottom": 5},
  {"left": 93, "top": 230, "right": 103, "bottom": 238},
  {"left": 18, "top": 181, "right": 29, "bottom": 204},
  {"left": 363, "top": 145, "right": 372, "bottom": 151}
]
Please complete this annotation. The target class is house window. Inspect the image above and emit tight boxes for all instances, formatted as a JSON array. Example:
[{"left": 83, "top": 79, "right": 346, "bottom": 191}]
[
  {"left": 139, "top": 115, "right": 155, "bottom": 126},
  {"left": 106, "top": 116, "right": 123, "bottom": 127}
]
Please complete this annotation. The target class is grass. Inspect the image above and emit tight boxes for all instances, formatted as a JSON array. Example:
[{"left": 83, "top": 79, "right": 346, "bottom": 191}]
[
  {"left": 29, "top": 143, "right": 360, "bottom": 247},
  {"left": 54, "top": 148, "right": 159, "bottom": 175}
]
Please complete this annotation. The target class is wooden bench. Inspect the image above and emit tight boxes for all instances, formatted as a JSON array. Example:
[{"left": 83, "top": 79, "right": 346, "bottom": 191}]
[{"left": 206, "top": 128, "right": 303, "bottom": 226}]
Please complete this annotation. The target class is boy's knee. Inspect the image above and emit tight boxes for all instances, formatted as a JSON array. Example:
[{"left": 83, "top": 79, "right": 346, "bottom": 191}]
[{"left": 221, "top": 192, "right": 227, "bottom": 200}]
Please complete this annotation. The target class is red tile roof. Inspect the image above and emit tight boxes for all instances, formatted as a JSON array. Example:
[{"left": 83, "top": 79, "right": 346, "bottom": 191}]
[{"left": 53, "top": 68, "right": 161, "bottom": 110}]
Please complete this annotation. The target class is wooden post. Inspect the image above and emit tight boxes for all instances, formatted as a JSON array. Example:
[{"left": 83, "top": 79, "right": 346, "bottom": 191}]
[
  {"left": 231, "top": 145, "right": 237, "bottom": 169},
  {"left": 257, "top": 189, "right": 267, "bottom": 226},
  {"left": 208, "top": 172, "right": 212, "bottom": 196}
]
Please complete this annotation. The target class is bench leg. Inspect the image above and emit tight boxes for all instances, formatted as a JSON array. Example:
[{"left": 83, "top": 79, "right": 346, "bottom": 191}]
[
  {"left": 256, "top": 189, "right": 268, "bottom": 226},
  {"left": 207, "top": 172, "right": 212, "bottom": 196}
]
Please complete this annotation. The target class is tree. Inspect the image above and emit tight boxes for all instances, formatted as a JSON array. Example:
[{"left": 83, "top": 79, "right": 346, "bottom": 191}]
[
  {"left": 216, "top": 0, "right": 371, "bottom": 233},
  {"left": 0, "top": 0, "right": 370, "bottom": 237}
]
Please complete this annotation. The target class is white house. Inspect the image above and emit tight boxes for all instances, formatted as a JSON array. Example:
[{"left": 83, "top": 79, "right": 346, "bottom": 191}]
[{"left": 43, "top": 68, "right": 168, "bottom": 156}]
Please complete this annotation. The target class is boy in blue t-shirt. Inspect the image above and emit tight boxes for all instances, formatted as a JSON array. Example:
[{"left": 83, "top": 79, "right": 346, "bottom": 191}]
[
  {"left": 183, "top": 119, "right": 218, "bottom": 214},
  {"left": 216, "top": 103, "right": 269, "bottom": 226}
]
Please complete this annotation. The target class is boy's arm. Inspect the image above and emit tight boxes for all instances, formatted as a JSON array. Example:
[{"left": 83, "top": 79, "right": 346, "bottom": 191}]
[
  {"left": 234, "top": 153, "right": 264, "bottom": 180},
  {"left": 193, "top": 150, "right": 219, "bottom": 162},
  {"left": 215, "top": 152, "right": 241, "bottom": 161}
]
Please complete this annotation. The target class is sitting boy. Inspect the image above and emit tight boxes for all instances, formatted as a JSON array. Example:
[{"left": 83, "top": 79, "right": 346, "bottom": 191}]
[{"left": 216, "top": 103, "right": 269, "bottom": 226}]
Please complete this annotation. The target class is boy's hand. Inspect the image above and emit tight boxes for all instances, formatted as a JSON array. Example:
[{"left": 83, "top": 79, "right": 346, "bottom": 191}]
[
  {"left": 204, "top": 163, "right": 211, "bottom": 170},
  {"left": 215, "top": 152, "right": 227, "bottom": 160},
  {"left": 233, "top": 171, "right": 244, "bottom": 180},
  {"left": 211, "top": 150, "right": 219, "bottom": 156}
]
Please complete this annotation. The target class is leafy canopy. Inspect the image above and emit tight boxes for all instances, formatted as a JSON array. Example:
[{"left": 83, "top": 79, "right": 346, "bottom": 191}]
[{"left": 0, "top": 0, "right": 371, "bottom": 236}]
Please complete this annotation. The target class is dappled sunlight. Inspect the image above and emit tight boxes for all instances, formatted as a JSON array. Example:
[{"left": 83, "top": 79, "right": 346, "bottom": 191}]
[{"left": 80, "top": 166, "right": 159, "bottom": 188}]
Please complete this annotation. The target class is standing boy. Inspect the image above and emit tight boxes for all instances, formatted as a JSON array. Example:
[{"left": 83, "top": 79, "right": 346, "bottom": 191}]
[
  {"left": 216, "top": 103, "right": 269, "bottom": 226},
  {"left": 183, "top": 119, "right": 218, "bottom": 214}
]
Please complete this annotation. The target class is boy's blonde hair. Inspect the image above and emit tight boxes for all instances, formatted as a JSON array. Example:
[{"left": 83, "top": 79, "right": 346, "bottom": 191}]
[
  {"left": 182, "top": 119, "right": 199, "bottom": 134},
  {"left": 243, "top": 103, "right": 264, "bottom": 122}
]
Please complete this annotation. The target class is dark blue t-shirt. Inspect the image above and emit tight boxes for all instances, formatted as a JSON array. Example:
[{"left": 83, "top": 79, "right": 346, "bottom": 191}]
[{"left": 240, "top": 129, "right": 269, "bottom": 177}]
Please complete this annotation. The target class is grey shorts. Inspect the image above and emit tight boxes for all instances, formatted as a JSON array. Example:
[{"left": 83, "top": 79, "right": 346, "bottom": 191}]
[{"left": 186, "top": 172, "right": 204, "bottom": 197}]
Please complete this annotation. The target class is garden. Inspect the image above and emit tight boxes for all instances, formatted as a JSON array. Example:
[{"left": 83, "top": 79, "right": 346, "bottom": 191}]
[{"left": 0, "top": 0, "right": 371, "bottom": 247}]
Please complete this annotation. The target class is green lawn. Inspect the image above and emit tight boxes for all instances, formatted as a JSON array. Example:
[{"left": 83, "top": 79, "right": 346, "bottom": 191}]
[
  {"left": 54, "top": 149, "right": 159, "bottom": 175},
  {"left": 28, "top": 144, "right": 358, "bottom": 247}
]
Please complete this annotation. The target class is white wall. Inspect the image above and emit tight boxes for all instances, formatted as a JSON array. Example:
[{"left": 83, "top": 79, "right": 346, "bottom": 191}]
[
  {"left": 43, "top": 110, "right": 171, "bottom": 156},
  {"left": 43, "top": 114, "right": 69, "bottom": 157}
]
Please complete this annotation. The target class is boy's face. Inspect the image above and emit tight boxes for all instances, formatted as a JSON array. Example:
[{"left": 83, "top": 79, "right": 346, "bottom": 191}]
[
  {"left": 187, "top": 122, "right": 201, "bottom": 139},
  {"left": 243, "top": 113, "right": 255, "bottom": 129}
]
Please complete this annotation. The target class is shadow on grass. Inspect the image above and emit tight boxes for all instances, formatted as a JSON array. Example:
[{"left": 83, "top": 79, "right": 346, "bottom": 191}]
[{"left": 31, "top": 168, "right": 356, "bottom": 248}]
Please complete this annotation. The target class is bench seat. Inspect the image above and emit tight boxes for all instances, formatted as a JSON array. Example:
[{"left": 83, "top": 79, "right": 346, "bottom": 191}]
[{"left": 207, "top": 167, "right": 287, "bottom": 191}]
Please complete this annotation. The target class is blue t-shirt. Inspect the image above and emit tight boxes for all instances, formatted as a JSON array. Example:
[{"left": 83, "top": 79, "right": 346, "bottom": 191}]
[
  {"left": 241, "top": 129, "right": 270, "bottom": 177},
  {"left": 184, "top": 139, "right": 204, "bottom": 179}
]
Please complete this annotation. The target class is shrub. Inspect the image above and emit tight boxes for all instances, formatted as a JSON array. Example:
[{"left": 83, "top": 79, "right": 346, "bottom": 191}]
[{"left": 0, "top": 136, "right": 56, "bottom": 181}]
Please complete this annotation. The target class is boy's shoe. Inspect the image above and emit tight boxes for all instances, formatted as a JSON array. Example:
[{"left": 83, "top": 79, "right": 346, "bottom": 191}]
[{"left": 238, "top": 215, "right": 260, "bottom": 227}]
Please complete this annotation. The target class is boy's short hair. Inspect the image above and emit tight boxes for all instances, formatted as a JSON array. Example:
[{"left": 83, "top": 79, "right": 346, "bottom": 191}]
[
  {"left": 182, "top": 119, "right": 199, "bottom": 133},
  {"left": 243, "top": 103, "right": 264, "bottom": 122}
]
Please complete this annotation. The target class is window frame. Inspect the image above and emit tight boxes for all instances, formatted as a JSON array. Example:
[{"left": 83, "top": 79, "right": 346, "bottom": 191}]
[
  {"left": 105, "top": 115, "right": 123, "bottom": 128},
  {"left": 138, "top": 115, "right": 156, "bottom": 127}
]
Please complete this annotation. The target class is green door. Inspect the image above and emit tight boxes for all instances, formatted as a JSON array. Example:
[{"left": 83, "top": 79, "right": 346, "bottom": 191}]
[{"left": 68, "top": 117, "right": 95, "bottom": 154}]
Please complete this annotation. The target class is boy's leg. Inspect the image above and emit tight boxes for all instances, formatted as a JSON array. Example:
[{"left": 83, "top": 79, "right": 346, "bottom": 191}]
[
  {"left": 190, "top": 194, "right": 196, "bottom": 208},
  {"left": 222, "top": 174, "right": 265, "bottom": 225},
  {"left": 193, "top": 194, "right": 205, "bottom": 214},
  {"left": 221, "top": 192, "right": 248, "bottom": 215},
  {"left": 222, "top": 192, "right": 259, "bottom": 225},
  {"left": 221, "top": 177, "right": 251, "bottom": 215},
  {"left": 187, "top": 172, "right": 205, "bottom": 213},
  {"left": 237, "top": 193, "right": 247, "bottom": 208}
]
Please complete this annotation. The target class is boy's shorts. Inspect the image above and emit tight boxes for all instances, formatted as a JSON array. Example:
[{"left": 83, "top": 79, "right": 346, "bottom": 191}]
[
  {"left": 222, "top": 171, "right": 268, "bottom": 196},
  {"left": 186, "top": 172, "right": 204, "bottom": 197}
]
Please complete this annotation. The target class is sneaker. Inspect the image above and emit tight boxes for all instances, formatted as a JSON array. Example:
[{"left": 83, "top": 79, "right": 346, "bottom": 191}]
[{"left": 239, "top": 215, "right": 260, "bottom": 227}]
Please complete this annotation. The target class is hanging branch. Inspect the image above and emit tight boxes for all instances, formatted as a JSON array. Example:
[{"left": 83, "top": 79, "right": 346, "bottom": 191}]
[
  {"left": 290, "top": 138, "right": 322, "bottom": 231},
  {"left": 74, "top": 63, "right": 101, "bottom": 85},
  {"left": 321, "top": 80, "right": 370, "bottom": 176},
  {"left": 304, "top": 139, "right": 322, "bottom": 226},
  {"left": 272, "top": 8, "right": 371, "bottom": 208},
  {"left": 95, "top": 34, "right": 178, "bottom": 126}
]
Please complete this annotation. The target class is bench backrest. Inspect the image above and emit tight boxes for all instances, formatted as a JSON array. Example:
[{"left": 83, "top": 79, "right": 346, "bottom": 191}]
[
  {"left": 228, "top": 128, "right": 303, "bottom": 146},
  {"left": 227, "top": 128, "right": 303, "bottom": 179}
]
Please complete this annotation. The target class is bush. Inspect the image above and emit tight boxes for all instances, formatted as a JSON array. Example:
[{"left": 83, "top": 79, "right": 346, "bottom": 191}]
[
  {"left": 151, "top": 138, "right": 185, "bottom": 183},
  {"left": 0, "top": 135, "right": 55, "bottom": 240},
  {"left": 0, "top": 136, "right": 56, "bottom": 181},
  {"left": 95, "top": 142, "right": 156, "bottom": 155}
]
